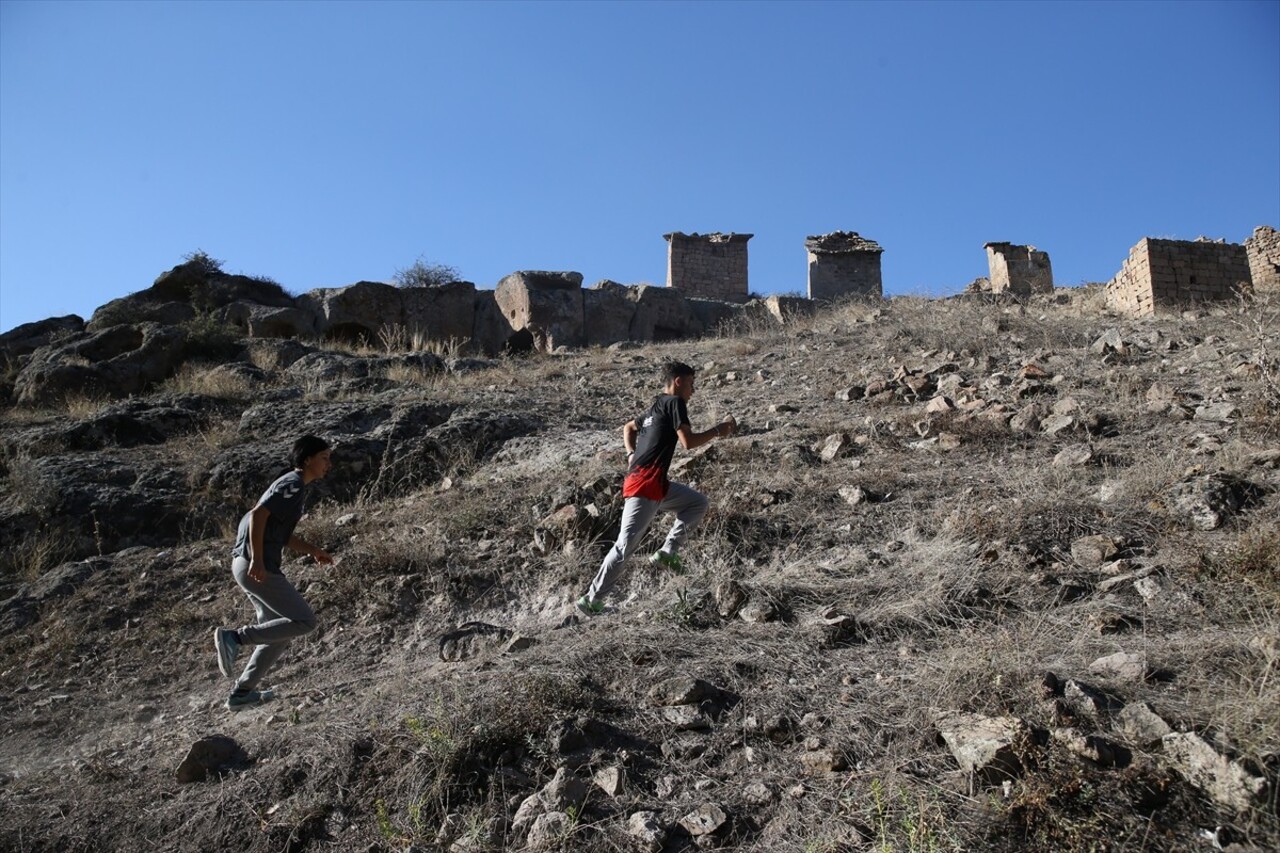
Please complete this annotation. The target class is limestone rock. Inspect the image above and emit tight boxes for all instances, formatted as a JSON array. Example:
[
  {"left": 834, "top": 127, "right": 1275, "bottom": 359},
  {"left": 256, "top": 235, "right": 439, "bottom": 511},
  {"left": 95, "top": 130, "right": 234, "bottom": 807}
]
[
  {"left": 627, "top": 811, "right": 666, "bottom": 852},
  {"left": 297, "top": 280, "right": 403, "bottom": 344},
  {"left": 1053, "top": 445, "right": 1094, "bottom": 467},
  {"left": 1089, "top": 651, "right": 1146, "bottom": 682},
  {"left": 594, "top": 766, "right": 624, "bottom": 797},
  {"left": 16, "top": 323, "right": 189, "bottom": 406},
  {"left": 1162, "top": 732, "right": 1270, "bottom": 812},
  {"left": 648, "top": 675, "right": 717, "bottom": 707},
  {"left": 714, "top": 579, "right": 748, "bottom": 618},
  {"left": 799, "top": 748, "right": 849, "bottom": 774},
  {"left": 819, "top": 432, "right": 852, "bottom": 462},
  {"left": 1168, "top": 473, "right": 1265, "bottom": 530},
  {"left": 496, "top": 270, "right": 585, "bottom": 352},
  {"left": 934, "top": 710, "right": 1034, "bottom": 785},
  {"left": 679, "top": 803, "right": 728, "bottom": 837},
  {"left": 526, "top": 812, "right": 571, "bottom": 850},
  {"left": 1071, "top": 535, "right": 1122, "bottom": 568},
  {"left": 400, "top": 280, "right": 477, "bottom": 346},
  {"left": 1051, "top": 728, "right": 1131, "bottom": 768},
  {"left": 1118, "top": 702, "right": 1172, "bottom": 747}
]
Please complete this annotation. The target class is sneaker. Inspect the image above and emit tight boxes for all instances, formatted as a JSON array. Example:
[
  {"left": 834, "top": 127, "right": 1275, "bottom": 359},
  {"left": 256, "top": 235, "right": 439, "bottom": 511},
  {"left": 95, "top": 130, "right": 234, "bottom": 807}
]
[
  {"left": 649, "top": 550, "right": 685, "bottom": 575},
  {"left": 226, "top": 688, "right": 275, "bottom": 712},
  {"left": 214, "top": 628, "right": 240, "bottom": 679},
  {"left": 576, "top": 595, "right": 604, "bottom": 615}
]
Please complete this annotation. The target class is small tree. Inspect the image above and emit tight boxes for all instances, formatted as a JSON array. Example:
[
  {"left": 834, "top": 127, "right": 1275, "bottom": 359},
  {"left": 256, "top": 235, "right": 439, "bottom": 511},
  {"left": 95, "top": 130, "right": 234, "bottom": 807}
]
[{"left": 393, "top": 256, "right": 461, "bottom": 288}]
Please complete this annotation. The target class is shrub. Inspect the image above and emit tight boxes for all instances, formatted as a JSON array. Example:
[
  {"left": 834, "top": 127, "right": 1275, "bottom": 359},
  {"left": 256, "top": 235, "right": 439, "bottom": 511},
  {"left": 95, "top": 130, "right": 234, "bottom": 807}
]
[
  {"left": 181, "top": 249, "right": 224, "bottom": 276},
  {"left": 393, "top": 256, "right": 461, "bottom": 289}
]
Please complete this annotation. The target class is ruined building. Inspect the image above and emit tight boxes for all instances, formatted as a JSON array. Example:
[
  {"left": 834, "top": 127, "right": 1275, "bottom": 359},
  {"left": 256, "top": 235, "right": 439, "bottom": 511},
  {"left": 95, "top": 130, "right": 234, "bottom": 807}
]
[
  {"left": 1105, "top": 237, "right": 1252, "bottom": 316},
  {"left": 1245, "top": 225, "right": 1280, "bottom": 292},
  {"left": 805, "top": 231, "right": 883, "bottom": 300},
  {"left": 664, "top": 232, "right": 752, "bottom": 302},
  {"left": 984, "top": 243, "right": 1053, "bottom": 295}
]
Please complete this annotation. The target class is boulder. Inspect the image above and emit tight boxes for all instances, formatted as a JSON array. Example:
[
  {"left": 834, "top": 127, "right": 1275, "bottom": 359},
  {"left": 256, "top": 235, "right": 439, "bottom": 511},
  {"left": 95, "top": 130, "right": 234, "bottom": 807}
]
[
  {"left": 219, "top": 301, "right": 316, "bottom": 339},
  {"left": 401, "top": 280, "right": 478, "bottom": 347},
  {"left": 1117, "top": 702, "right": 1172, "bottom": 747},
  {"left": 582, "top": 280, "right": 636, "bottom": 347},
  {"left": 297, "top": 281, "right": 403, "bottom": 344},
  {"left": 495, "top": 270, "right": 585, "bottom": 351},
  {"left": 688, "top": 296, "right": 744, "bottom": 334},
  {"left": 628, "top": 284, "right": 700, "bottom": 342},
  {"left": 15, "top": 323, "right": 188, "bottom": 405},
  {"left": 88, "top": 262, "right": 293, "bottom": 332},
  {"left": 0, "top": 315, "right": 85, "bottom": 360},
  {"left": 525, "top": 812, "right": 571, "bottom": 850},
  {"left": 760, "top": 295, "right": 816, "bottom": 324},
  {"left": 470, "top": 289, "right": 518, "bottom": 356}
]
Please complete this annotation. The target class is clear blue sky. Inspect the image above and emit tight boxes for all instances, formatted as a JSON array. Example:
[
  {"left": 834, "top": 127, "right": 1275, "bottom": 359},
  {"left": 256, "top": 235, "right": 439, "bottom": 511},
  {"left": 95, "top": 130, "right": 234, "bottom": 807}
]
[{"left": 2, "top": 0, "right": 1277, "bottom": 333}]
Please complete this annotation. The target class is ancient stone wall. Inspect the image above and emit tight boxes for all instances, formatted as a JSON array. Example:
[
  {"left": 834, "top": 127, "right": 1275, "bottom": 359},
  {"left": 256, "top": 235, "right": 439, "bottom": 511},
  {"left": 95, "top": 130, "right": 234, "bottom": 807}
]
[
  {"left": 1245, "top": 225, "right": 1280, "bottom": 293},
  {"left": 1106, "top": 238, "right": 1252, "bottom": 316},
  {"left": 664, "top": 232, "right": 751, "bottom": 302},
  {"left": 984, "top": 243, "right": 1053, "bottom": 296},
  {"left": 805, "top": 232, "right": 883, "bottom": 300}
]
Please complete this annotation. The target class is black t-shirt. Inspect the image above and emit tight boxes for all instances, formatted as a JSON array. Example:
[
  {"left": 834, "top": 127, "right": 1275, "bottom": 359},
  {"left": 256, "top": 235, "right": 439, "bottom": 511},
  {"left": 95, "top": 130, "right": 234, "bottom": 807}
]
[
  {"left": 231, "top": 470, "right": 307, "bottom": 573},
  {"left": 622, "top": 394, "right": 690, "bottom": 500}
]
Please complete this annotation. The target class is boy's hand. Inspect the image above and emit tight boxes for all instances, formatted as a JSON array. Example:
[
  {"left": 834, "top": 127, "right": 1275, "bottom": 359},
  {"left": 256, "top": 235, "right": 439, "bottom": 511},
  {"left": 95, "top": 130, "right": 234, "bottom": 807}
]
[{"left": 720, "top": 416, "right": 738, "bottom": 437}]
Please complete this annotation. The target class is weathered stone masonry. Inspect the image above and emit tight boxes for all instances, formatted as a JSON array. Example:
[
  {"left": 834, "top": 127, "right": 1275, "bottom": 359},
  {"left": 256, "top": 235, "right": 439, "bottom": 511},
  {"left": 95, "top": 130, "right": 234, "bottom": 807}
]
[
  {"left": 1245, "top": 225, "right": 1280, "bottom": 293},
  {"left": 806, "top": 231, "right": 883, "bottom": 300},
  {"left": 984, "top": 243, "right": 1053, "bottom": 296},
  {"left": 664, "top": 232, "right": 752, "bottom": 302},
  {"left": 1106, "top": 237, "right": 1252, "bottom": 317}
]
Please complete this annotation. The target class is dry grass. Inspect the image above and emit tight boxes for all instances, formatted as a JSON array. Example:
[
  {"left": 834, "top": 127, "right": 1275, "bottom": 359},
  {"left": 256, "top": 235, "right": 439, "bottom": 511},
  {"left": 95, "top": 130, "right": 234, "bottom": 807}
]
[{"left": 160, "top": 362, "right": 254, "bottom": 398}]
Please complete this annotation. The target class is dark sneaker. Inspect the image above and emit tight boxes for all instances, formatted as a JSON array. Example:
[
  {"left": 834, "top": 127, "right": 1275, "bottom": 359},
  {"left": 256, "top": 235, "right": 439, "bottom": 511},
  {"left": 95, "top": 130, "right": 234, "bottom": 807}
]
[
  {"left": 214, "top": 628, "right": 240, "bottom": 679},
  {"left": 576, "top": 595, "right": 605, "bottom": 615},
  {"left": 226, "top": 688, "right": 275, "bottom": 712},
  {"left": 649, "top": 550, "right": 685, "bottom": 575}
]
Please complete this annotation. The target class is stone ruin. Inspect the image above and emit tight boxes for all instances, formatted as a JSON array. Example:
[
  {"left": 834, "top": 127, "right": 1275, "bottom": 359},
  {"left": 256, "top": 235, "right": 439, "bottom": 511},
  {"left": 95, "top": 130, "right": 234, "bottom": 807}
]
[
  {"left": 1105, "top": 236, "right": 1254, "bottom": 317},
  {"left": 1245, "top": 225, "right": 1280, "bottom": 292},
  {"left": 805, "top": 231, "right": 883, "bottom": 300},
  {"left": 663, "top": 232, "right": 752, "bottom": 302},
  {"left": 984, "top": 243, "right": 1053, "bottom": 296}
]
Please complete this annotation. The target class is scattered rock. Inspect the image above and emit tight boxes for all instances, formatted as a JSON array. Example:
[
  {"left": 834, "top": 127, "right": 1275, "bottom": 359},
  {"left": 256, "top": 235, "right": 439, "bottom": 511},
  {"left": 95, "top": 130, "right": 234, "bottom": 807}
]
[
  {"left": 1089, "top": 651, "right": 1146, "bottom": 682},
  {"left": 1051, "top": 728, "right": 1131, "bottom": 768},
  {"left": 1193, "top": 402, "right": 1240, "bottom": 422},
  {"left": 1053, "top": 445, "right": 1094, "bottom": 467},
  {"left": 648, "top": 675, "right": 717, "bottom": 707},
  {"left": 627, "top": 811, "right": 666, "bottom": 852},
  {"left": 819, "top": 432, "right": 852, "bottom": 462},
  {"left": 1071, "top": 535, "right": 1123, "bottom": 568},
  {"left": 934, "top": 710, "right": 1038, "bottom": 786},
  {"left": 738, "top": 597, "right": 780, "bottom": 623},
  {"left": 1091, "top": 329, "right": 1128, "bottom": 356},
  {"left": 678, "top": 803, "right": 728, "bottom": 837},
  {"left": 742, "top": 780, "right": 775, "bottom": 805},
  {"left": 1168, "top": 473, "right": 1265, "bottom": 530},
  {"left": 1118, "top": 702, "right": 1172, "bottom": 747},
  {"left": 838, "top": 485, "right": 868, "bottom": 506},
  {"left": 1162, "top": 732, "right": 1270, "bottom": 812},
  {"left": 799, "top": 748, "right": 849, "bottom": 774},
  {"left": 526, "top": 812, "right": 571, "bottom": 850},
  {"left": 594, "top": 766, "right": 624, "bottom": 797},
  {"left": 714, "top": 579, "right": 748, "bottom": 618}
]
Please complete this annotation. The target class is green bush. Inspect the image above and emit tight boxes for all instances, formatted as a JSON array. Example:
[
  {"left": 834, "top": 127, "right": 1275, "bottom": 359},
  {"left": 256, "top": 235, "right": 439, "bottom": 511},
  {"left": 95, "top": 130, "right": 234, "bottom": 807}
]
[{"left": 393, "top": 256, "right": 461, "bottom": 288}]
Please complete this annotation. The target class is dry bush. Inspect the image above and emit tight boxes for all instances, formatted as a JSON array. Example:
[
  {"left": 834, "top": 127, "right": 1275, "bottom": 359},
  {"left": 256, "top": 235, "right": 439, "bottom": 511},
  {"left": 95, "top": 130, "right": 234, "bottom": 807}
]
[
  {"left": 0, "top": 527, "right": 75, "bottom": 582},
  {"left": 161, "top": 362, "right": 253, "bottom": 398}
]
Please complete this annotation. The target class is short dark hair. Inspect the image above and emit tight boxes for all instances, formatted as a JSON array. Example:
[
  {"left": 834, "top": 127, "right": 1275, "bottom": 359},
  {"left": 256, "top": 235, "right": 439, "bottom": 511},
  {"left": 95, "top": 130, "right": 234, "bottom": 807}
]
[
  {"left": 291, "top": 435, "right": 330, "bottom": 470},
  {"left": 662, "top": 361, "right": 695, "bottom": 384}
]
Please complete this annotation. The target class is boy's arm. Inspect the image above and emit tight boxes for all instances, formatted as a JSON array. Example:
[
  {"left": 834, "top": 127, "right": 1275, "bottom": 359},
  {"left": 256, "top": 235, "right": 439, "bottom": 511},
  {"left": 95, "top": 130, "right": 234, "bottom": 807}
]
[
  {"left": 677, "top": 415, "right": 737, "bottom": 451},
  {"left": 623, "top": 420, "right": 638, "bottom": 464}
]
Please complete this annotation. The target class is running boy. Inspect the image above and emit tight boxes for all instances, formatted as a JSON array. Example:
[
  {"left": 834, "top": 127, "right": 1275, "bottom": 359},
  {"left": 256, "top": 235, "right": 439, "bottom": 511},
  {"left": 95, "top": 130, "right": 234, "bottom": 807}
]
[{"left": 578, "top": 361, "right": 735, "bottom": 614}]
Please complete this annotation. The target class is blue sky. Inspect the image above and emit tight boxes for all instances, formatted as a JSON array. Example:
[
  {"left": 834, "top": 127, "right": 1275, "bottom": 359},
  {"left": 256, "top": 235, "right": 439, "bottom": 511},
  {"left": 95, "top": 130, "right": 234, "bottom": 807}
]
[{"left": 2, "top": 0, "right": 1277, "bottom": 333}]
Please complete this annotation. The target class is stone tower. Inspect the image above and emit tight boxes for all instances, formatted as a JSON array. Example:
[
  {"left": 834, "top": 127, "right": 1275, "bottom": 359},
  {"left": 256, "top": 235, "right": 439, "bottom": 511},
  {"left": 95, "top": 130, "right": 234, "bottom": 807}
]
[
  {"left": 805, "top": 231, "right": 883, "bottom": 300},
  {"left": 1245, "top": 225, "right": 1280, "bottom": 292},
  {"left": 663, "top": 232, "right": 752, "bottom": 302},
  {"left": 983, "top": 243, "right": 1053, "bottom": 295}
]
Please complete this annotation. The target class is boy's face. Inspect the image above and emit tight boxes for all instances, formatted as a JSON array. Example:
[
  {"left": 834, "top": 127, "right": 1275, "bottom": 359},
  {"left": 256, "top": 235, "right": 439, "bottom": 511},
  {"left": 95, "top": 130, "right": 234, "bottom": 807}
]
[{"left": 670, "top": 374, "right": 695, "bottom": 401}]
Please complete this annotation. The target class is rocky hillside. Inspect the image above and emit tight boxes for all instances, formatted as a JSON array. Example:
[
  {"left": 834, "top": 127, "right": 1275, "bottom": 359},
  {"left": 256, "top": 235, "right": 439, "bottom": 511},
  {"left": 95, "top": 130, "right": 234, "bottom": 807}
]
[{"left": 0, "top": 284, "right": 1277, "bottom": 852}]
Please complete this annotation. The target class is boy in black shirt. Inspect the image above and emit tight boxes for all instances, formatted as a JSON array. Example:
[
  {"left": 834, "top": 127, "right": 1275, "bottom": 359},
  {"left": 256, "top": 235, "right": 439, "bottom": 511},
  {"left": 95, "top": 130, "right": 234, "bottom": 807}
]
[{"left": 578, "top": 361, "right": 736, "bottom": 614}]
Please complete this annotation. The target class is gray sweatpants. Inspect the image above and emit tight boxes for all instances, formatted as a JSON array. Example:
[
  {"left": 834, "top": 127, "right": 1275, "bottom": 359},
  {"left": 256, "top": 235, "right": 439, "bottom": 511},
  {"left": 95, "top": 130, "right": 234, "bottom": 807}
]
[
  {"left": 585, "top": 482, "right": 709, "bottom": 603},
  {"left": 231, "top": 557, "right": 318, "bottom": 691}
]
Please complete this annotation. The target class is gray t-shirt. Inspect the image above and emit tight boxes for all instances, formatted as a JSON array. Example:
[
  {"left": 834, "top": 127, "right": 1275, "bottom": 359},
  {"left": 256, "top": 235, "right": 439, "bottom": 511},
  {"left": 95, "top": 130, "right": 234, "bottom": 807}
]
[{"left": 231, "top": 470, "right": 307, "bottom": 574}]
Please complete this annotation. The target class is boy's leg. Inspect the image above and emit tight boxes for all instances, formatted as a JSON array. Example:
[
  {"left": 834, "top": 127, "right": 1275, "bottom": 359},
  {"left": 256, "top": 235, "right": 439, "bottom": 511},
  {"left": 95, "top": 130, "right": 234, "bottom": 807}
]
[
  {"left": 231, "top": 561, "right": 317, "bottom": 692},
  {"left": 585, "top": 496, "right": 660, "bottom": 603},
  {"left": 656, "top": 482, "right": 710, "bottom": 556}
]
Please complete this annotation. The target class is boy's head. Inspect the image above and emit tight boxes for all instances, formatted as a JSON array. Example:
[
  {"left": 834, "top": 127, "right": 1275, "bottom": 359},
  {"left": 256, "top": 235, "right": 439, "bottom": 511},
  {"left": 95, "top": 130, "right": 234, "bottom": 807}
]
[{"left": 662, "top": 361, "right": 696, "bottom": 401}]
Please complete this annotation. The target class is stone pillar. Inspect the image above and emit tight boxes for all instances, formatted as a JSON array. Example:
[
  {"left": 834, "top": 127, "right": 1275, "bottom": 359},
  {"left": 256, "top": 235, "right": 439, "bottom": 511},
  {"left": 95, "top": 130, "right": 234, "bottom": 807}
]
[
  {"left": 663, "top": 232, "right": 752, "bottom": 302},
  {"left": 984, "top": 243, "right": 1053, "bottom": 296},
  {"left": 805, "top": 232, "right": 883, "bottom": 300},
  {"left": 1245, "top": 225, "right": 1280, "bottom": 293}
]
